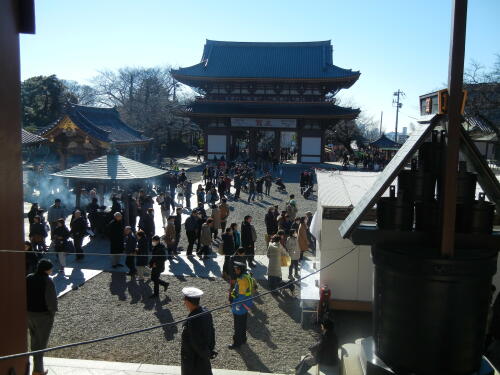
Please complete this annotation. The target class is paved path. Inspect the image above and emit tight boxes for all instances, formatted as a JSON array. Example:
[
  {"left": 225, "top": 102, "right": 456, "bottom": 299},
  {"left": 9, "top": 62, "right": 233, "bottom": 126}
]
[
  {"left": 25, "top": 169, "right": 318, "bottom": 298},
  {"left": 36, "top": 357, "right": 286, "bottom": 375}
]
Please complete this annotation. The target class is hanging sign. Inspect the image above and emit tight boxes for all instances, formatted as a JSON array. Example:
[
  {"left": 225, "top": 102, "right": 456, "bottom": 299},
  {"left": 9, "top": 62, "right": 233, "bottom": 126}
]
[{"left": 231, "top": 118, "right": 297, "bottom": 129}]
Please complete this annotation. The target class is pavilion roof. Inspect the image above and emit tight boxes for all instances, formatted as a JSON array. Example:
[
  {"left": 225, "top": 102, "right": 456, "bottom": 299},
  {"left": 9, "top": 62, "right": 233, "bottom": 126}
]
[
  {"left": 172, "top": 40, "right": 360, "bottom": 83},
  {"left": 185, "top": 101, "right": 360, "bottom": 119},
  {"left": 22, "top": 128, "right": 45, "bottom": 145},
  {"left": 42, "top": 104, "right": 151, "bottom": 144},
  {"left": 51, "top": 153, "right": 166, "bottom": 181},
  {"left": 369, "top": 134, "right": 401, "bottom": 150}
]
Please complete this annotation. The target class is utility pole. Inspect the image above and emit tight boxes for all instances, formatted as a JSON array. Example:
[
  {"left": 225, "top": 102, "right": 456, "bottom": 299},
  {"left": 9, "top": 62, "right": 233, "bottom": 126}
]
[
  {"left": 392, "top": 89, "right": 405, "bottom": 143},
  {"left": 379, "top": 111, "right": 383, "bottom": 136}
]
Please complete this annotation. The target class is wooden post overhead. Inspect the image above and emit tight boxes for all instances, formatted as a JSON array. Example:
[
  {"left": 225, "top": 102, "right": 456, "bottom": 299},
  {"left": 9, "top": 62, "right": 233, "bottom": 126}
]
[{"left": 441, "top": 0, "right": 468, "bottom": 257}]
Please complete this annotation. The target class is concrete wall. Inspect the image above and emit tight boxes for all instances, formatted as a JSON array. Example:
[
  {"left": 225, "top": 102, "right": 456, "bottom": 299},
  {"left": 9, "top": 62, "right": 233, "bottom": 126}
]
[{"left": 320, "top": 218, "right": 373, "bottom": 303}]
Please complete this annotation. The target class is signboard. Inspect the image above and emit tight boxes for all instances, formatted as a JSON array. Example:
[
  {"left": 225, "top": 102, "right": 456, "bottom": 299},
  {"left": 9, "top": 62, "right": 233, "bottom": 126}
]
[
  {"left": 419, "top": 89, "right": 467, "bottom": 116},
  {"left": 231, "top": 118, "right": 297, "bottom": 129},
  {"left": 339, "top": 121, "right": 434, "bottom": 238}
]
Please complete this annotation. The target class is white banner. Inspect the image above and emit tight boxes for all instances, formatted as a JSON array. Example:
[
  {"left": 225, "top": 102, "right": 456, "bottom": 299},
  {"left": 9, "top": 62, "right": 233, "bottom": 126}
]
[
  {"left": 207, "top": 135, "right": 227, "bottom": 153},
  {"left": 231, "top": 118, "right": 297, "bottom": 129}
]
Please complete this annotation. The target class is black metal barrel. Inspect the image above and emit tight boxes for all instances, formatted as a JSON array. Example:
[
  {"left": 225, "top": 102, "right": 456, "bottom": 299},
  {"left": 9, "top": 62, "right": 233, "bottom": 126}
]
[
  {"left": 470, "top": 193, "right": 495, "bottom": 234},
  {"left": 377, "top": 186, "right": 414, "bottom": 231},
  {"left": 414, "top": 200, "right": 439, "bottom": 232},
  {"left": 398, "top": 169, "right": 436, "bottom": 202},
  {"left": 372, "top": 246, "right": 497, "bottom": 375}
]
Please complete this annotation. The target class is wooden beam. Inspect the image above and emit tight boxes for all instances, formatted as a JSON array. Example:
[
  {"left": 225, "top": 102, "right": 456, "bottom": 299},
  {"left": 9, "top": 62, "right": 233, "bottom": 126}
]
[
  {"left": 171, "top": 73, "right": 360, "bottom": 84},
  {"left": 0, "top": 0, "right": 29, "bottom": 373},
  {"left": 441, "top": 0, "right": 468, "bottom": 257}
]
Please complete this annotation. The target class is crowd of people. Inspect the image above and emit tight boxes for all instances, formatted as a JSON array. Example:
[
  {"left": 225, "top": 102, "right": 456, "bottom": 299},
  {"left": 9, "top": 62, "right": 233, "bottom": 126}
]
[
  {"left": 332, "top": 149, "right": 391, "bottom": 171},
  {"left": 24, "top": 160, "right": 321, "bottom": 375}
]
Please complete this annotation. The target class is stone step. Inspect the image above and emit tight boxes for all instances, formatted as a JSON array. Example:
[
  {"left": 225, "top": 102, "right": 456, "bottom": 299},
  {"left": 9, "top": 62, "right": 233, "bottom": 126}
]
[{"left": 40, "top": 357, "right": 287, "bottom": 375}]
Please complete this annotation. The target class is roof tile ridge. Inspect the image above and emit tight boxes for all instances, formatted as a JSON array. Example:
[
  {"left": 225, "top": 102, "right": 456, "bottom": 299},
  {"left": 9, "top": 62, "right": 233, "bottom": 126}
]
[
  {"left": 172, "top": 62, "right": 206, "bottom": 73},
  {"left": 39, "top": 117, "right": 63, "bottom": 135},
  {"left": 108, "top": 113, "right": 146, "bottom": 138},
  {"left": 76, "top": 104, "right": 145, "bottom": 140},
  {"left": 72, "top": 107, "right": 112, "bottom": 136},
  {"left": 71, "top": 103, "right": 116, "bottom": 112},
  {"left": 205, "top": 40, "right": 332, "bottom": 47}
]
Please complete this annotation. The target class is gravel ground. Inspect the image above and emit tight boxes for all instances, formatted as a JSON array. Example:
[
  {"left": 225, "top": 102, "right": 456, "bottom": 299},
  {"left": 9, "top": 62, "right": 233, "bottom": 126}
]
[
  {"left": 182, "top": 166, "right": 318, "bottom": 256},
  {"left": 48, "top": 272, "right": 319, "bottom": 374},
  {"left": 45, "top": 165, "right": 373, "bottom": 374}
]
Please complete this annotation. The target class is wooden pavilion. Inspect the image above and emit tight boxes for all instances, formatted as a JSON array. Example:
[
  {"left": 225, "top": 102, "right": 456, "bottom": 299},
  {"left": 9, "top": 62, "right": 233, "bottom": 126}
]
[
  {"left": 369, "top": 134, "right": 401, "bottom": 160},
  {"left": 21, "top": 128, "right": 47, "bottom": 161},
  {"left": 41, "top": 104, "right": 152, "bottom": 169},
  {"left": 51, "top": 148, "right": 166, "bottom": 224}
]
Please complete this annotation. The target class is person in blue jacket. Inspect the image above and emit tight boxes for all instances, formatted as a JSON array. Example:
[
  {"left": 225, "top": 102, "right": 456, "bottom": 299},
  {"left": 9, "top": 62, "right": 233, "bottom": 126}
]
[{"left": 228, "top": 261, "right": 255, "bottom": 349}]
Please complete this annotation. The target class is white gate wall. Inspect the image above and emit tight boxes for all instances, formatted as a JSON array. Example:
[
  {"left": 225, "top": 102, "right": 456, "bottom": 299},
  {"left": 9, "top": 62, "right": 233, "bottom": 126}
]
[{"left": 207, "top": 135, "right": 227, "bottom": 160}]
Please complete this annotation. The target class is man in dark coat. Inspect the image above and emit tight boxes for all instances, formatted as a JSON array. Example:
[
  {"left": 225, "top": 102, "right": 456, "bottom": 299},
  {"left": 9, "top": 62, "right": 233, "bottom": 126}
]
[
  {"left": 264, "top": 206, "right": 278, "bottom": 243},
  {"left": 264, "top": 172, "right": 273, "bottom": 196},
  {"left": 295, "top": 317, "right": 339, "bottom": 374},
  {"left": 70, "top": 209, "right": 88, "bottom": 260},
  {"left": 124, "top": 226, "right": 137, "bottom": 277},
  {"left": 299, "top": 171, "right": 307, "bottom": 195},
  {"left": 87, "top": 198, "right": 100, "bottom": 233},
  {"left": 181, "top": 287, "right": 216, "bottom": 375},
  {"left": 27, "top": 259, "right": 58, "bottom": 375},
  {"left": 139, "top": 207, "right": 155, "bottom": 252},
  {"left": 128, "top": 195, "right": 138, "bottom": 232},
  {"left": 233, "top": 174, "right": 241, "bottom": 200},
  {"left": 241, "top": 215, "right": 257, "bottom": 268},
  {"left": 185, "top": 180, "right": 193, "bottom": 210},
  {"left": 178, "top": 170, "right": 187, "bottom": 184},
  {"left": 106, "top": 212, "right": 125, "bottom": 268},
  {"left": 221, "top": 227, "right": 236, "bottom": 280},
  {"left": 162, "top": 191, "right": 175, "bottom": 212},
  {"left": 174, "top": 207, "right": 182, "bottom": 251},
  {"left": 185, "top": 210, "right": 199, "bottom": 256},
  {"left": 149, "top": 235, "right": 169, "bottom": 298}
]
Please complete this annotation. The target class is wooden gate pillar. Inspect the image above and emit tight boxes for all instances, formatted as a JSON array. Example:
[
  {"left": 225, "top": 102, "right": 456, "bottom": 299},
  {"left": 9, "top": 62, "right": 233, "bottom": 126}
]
[{"left": 0, "top": 1, "right": 35, "bottom": 373}]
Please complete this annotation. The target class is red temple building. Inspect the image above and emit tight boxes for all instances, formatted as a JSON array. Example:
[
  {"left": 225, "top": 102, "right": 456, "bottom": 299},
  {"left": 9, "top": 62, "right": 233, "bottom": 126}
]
[{"left": 172, "top": 40, "right": 360, "bottom": 163}]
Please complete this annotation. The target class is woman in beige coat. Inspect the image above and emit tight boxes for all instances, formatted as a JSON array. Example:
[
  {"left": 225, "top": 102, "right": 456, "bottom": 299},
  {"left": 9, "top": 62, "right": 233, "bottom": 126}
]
[
  {"left": 267, "top": 235, "right": 289, "bottom": 291},
  {"left": 297, "top": 217, "right": 309, "bottom": 259},
  {"left": 286, "top": 229, "right": 301, "bottom": 279},
  {"left": 199, "top": 218, "right": 213, "bottom": 259}
]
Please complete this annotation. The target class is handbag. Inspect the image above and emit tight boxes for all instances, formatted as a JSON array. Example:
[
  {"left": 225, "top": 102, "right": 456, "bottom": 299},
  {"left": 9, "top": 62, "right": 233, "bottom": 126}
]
[
  {"left": 281, "top": 254, "right": 291, "bottom": 267},
  {"left": 64, "top": 239, "right": 75, "bottom": 253},
  {"left": 218, "top": 242, "right": 224, "bottom": 255}
]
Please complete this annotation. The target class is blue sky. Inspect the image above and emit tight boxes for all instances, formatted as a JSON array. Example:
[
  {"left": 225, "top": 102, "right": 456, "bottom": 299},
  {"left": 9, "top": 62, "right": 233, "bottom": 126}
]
[{"left": 20, "top": 0, "right": 499, "bottom": 133}]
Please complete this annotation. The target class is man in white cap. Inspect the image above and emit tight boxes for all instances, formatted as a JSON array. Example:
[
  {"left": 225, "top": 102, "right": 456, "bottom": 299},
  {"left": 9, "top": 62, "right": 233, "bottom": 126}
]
[{"left": 181, "top": 287, "right": 216, "bottom": 375}]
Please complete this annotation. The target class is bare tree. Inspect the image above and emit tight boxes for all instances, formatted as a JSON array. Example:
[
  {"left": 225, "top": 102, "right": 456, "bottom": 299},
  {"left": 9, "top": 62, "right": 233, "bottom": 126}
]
[
  {"left": 62, "top": 80, "right": 98, "bottom": 106},
  {"left": 92, "top": 66, "right": 197, "bottom": 154},
  {"left": 463, "top": 55, "right": 500, "bottom": 136},
  {"left": 356, "top": 112, "right": 379, "bottom": 142},
  {"left": 327, "top": 97, "right": 379, "bottom": 151},
  {"left": 464, "top": 55, "right": 500, "bottom": 84},
  {"left": 327, "top": 120, "right": 360, "bottom": 153}
]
